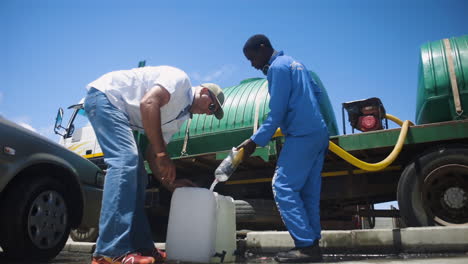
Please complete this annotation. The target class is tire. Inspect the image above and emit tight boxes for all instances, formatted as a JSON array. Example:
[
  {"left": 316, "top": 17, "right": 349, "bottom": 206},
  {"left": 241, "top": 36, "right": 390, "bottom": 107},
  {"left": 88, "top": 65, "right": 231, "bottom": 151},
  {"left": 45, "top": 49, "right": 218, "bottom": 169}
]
[
  {"left": 397, "top": 146, "right": 468, "bottom": 227},
  {"left": 234, "top": 199, "right": 284, "bottom": 230},
  {"left": 234, "top": 200, "right": 256, "bottom": 221},
  {"left": 70, "top": 227, "right": 98, "bottom": 242},
  {"left": 0, "top": 176, "right": 72, "bottom": 261}
]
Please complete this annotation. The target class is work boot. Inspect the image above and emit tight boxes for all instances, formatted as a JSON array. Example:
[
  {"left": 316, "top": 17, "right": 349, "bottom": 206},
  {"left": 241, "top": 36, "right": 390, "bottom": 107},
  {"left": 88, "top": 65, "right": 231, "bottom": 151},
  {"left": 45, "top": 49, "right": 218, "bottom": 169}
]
[{"left": 274, "top": 240, "right": 322, "bottom": 263}]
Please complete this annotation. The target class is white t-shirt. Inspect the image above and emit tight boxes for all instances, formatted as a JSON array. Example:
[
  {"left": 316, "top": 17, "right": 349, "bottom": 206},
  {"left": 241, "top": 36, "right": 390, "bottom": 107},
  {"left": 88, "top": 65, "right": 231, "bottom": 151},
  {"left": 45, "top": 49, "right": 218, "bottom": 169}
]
[{"left": 87, "top": 66, "right": 193, "bottom": 143}]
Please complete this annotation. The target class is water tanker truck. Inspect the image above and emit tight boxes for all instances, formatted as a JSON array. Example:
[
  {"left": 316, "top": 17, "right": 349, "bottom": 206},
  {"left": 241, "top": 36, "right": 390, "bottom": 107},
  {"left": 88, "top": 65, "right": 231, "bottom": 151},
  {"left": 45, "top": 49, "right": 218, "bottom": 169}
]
[{"left": 55, "top": 35, "right": 468, "bottom": 241}]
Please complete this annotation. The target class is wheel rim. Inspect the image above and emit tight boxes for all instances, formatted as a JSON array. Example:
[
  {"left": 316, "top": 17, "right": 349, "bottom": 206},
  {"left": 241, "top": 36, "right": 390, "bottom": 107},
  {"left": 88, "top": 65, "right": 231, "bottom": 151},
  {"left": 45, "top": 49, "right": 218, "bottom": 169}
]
[
  {"left": 422, "top": 164, "right": 468, "bottom": 225},
  {"left": 28, "top": 190, "right": 68, "bottom": 249}
]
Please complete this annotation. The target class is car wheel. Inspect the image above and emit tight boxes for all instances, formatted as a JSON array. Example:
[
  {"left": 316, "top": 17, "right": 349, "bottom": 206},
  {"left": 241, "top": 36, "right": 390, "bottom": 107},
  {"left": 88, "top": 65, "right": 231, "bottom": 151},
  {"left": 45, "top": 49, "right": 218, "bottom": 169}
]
[
  {"left": 397, "top": 146, "right": 468, "bottom": 227},
  {"left": 70, "top": 227, "right": 98, "bottom": 242},
  {"left": 0, "top": 176, "right": 71, "bottom": 261}
]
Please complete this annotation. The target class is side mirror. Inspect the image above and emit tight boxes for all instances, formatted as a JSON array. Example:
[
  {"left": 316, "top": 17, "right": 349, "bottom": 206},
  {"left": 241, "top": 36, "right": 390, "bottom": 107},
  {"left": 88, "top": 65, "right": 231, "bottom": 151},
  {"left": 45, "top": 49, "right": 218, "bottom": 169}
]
[{"left": 54, "top": 108, "right": 66, "bottom": 136}]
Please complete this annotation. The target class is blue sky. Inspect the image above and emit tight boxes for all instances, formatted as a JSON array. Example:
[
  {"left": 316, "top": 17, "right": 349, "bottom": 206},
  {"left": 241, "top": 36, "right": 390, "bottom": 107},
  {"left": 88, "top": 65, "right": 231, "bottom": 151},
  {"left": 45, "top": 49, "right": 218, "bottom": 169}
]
[{"left": 1, "top": 1, "right": 467, "bottom": 207}]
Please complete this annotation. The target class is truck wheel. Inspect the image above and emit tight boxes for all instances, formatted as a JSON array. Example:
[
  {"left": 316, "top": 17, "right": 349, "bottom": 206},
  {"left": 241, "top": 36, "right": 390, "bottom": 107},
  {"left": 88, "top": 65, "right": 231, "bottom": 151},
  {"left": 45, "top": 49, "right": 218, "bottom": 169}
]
[
  {"left": 397, "top": 146, "right": 468, "bottom": 227},
  {"left": 234, "top": 200, "right": 256, "bottom": 221},
  {"left": 0, "top": 176, "right": 71, "bottom": 261},
  {"left": 235, "top": 199, "right": 284, "bottom": 230},
  {"left": 70, "top": 227, "right": 98, "bottom": 242}
]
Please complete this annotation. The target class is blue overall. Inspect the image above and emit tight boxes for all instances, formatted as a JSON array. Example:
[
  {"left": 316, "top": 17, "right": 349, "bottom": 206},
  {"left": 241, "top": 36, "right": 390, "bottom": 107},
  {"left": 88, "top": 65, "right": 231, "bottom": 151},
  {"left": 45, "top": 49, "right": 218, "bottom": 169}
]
[{"left": 251, "top": 51, "right": 329, "bottom": 247}]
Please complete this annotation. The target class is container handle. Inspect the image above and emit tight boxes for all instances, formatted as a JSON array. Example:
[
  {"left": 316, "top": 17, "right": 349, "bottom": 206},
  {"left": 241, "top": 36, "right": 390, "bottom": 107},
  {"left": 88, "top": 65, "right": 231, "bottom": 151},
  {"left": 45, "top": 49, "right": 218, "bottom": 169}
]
[{"left": 213, "top": 250, "right": 226, "bottom": 262}]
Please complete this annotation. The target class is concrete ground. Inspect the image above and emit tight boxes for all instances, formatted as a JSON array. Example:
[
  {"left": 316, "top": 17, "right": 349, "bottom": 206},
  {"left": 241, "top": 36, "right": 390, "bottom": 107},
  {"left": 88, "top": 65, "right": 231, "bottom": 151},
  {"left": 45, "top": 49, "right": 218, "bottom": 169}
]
[
  {"left": 1, "top": 226, "right": 467, "bottom": 263},
  {"left": 1, "top": 250, "right": 468, "bottom": 264},
  {"left": 58, "top": 226, "right": 468, "bottom": 255}
]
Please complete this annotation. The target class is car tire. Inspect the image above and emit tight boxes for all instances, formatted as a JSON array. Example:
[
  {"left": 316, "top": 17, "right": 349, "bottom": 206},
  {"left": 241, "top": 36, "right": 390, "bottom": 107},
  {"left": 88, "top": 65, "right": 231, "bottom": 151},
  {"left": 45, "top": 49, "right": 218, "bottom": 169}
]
[
  {"left": 70, "top": 227, "right": 99, "bottom": 242},
  {"left": 0, "top": 176, "right": 72, "bottom": 261},
  {"left": 397, "top": 146, "right": 468, "bottom": 227}
]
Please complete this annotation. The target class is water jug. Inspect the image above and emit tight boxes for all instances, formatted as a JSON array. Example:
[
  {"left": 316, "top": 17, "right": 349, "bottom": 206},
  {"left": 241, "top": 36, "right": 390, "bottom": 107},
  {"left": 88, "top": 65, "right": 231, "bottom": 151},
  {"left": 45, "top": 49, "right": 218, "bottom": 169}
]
[{"left": 166, "top": 187, "right": 236, "bottom": 263}]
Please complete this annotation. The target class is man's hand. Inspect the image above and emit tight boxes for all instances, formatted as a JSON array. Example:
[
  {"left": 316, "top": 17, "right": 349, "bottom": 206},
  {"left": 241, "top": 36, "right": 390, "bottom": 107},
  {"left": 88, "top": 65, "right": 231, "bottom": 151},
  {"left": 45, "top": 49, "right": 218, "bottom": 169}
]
[
  {"left": 155, "top": 155, "right": 176, "bottom": 185},
  {"left": 236, "top": 138, "right": 257, "bottom": 161}
]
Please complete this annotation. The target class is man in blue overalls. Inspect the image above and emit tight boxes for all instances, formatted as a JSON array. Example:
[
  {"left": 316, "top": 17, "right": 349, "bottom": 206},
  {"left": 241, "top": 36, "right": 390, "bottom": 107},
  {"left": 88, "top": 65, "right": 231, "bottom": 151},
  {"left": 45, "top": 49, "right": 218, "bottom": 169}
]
[{"left": 238, "top": 34, "right": 329, "bottom": 263}]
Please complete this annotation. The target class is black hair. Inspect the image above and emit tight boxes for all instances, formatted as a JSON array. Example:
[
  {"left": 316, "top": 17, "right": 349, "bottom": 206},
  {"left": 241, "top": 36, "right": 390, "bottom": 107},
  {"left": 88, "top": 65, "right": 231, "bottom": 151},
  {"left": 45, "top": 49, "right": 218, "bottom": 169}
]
[{"left": 243, "top": 34, "right": 273, "bottom": 52}]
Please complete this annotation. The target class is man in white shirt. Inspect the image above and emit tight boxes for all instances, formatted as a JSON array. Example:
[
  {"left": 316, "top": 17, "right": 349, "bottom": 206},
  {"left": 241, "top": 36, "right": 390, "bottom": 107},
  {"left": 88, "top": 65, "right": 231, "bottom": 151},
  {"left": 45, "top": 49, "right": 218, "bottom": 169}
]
[{"left": 83, "top": 65, "right": 224, "bottom": 264}]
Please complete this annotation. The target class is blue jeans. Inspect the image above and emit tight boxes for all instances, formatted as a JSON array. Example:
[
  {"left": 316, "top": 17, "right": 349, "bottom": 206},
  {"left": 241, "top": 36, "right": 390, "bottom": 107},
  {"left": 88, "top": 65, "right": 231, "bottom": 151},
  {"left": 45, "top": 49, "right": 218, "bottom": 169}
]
[
  {"left": 84, "top": 88, "right": 154, "bottom": 257},
  {"left": 272, "top": 132, "right": 328, "bottom": 248}
]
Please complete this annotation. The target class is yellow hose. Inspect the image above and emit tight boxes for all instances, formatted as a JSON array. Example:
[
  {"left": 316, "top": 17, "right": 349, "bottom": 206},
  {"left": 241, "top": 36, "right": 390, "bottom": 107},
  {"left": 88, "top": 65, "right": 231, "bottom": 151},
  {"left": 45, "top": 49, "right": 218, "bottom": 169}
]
[
  {"left": 272, "top": 114, "right": 413, "bottom": 172},
  {"left": 386, "top": 113, "right": 415, "bottom": 126}
]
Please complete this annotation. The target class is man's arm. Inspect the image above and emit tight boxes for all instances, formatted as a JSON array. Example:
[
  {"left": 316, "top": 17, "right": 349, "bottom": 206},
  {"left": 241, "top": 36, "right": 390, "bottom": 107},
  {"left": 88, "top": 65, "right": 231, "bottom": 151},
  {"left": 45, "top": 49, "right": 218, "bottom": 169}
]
[
  {"left": 140, "top": 85, "right": 170, "bottom": 153},
  {"left": 251, "top": 64, "right": 292, "bottom": 146},
  {"left": 238, "top": 64, "right": 292, "bottom": 160},
  {"left": 140, "top": 85, "right": 176, "bottom": 184}
]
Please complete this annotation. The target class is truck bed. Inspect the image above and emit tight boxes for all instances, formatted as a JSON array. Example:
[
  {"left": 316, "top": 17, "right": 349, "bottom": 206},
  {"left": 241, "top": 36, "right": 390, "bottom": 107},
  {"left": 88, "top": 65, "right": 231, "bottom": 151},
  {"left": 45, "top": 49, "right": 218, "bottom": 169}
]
[{"left": 171, "top": 119, "right": 468, "bottom": 211}]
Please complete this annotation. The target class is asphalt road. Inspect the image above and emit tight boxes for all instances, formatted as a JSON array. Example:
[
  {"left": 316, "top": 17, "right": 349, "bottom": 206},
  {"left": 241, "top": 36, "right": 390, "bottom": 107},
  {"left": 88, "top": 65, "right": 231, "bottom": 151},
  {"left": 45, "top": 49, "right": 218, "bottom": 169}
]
[{"left": 1, "top": 251, "right": 468, "bottom": 264}]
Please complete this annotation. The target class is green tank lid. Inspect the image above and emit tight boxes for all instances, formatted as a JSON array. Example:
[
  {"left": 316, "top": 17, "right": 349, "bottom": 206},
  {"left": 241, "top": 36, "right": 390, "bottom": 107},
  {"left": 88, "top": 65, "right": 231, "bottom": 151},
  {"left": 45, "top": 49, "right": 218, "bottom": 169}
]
[
  {"left": 416, "top": 35, "right": 468, "bottom": 124},
  {"left": 135, "top": 74, "right": 337, "bottom": 158}
]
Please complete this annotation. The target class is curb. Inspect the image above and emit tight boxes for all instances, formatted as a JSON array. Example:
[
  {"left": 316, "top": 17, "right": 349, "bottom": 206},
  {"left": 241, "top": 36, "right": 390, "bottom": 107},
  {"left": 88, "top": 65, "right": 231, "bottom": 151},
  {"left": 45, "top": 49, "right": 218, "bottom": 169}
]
[
  {"left": 65, "top": 226, "right": 468, "bottom": 255},
  {"left": 245, "top": 226, "right": 468, "bottom": 254},
  {"left": 63, "top": 242, "right": 95, "bottom": 253}
]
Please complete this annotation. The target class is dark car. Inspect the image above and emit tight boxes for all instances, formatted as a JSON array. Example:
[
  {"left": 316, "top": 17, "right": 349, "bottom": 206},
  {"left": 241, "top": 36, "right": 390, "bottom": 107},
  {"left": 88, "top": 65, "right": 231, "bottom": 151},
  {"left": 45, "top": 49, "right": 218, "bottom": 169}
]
[{"left": 0, "top": 115, "right": 103, "bottom": 261}]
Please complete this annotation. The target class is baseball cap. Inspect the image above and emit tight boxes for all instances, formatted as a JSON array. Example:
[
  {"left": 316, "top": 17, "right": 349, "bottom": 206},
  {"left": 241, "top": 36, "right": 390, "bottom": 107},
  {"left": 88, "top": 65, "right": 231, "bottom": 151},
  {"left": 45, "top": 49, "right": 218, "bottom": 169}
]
[{"left": 201, "top": 83, "right": 224, "bottom": 119}]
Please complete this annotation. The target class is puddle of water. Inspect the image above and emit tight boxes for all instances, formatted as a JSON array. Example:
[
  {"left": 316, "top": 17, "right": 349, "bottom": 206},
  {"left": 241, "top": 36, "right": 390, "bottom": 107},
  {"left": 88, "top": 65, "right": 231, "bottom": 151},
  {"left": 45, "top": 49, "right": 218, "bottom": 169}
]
[{"left": 237, "top": 252, "right": 467, "bottom": 264}]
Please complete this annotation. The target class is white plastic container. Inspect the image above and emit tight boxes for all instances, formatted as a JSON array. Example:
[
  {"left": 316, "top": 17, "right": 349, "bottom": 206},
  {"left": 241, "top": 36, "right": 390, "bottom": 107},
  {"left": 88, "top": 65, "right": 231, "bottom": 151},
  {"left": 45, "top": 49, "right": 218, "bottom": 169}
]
[
  {"left": 166, "top": 187, "right": 237, "bottom": 263},
  {"left": 211, "top": 193, "right": 236, "bottom": 263}
]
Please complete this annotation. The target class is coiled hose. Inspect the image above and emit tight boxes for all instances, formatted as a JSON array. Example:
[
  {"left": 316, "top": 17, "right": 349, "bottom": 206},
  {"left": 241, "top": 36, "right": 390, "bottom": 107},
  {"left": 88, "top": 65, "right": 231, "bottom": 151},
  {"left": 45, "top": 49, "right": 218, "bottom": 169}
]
[{"left": 272, "top": 114, "right": 414, "bottom": 172}]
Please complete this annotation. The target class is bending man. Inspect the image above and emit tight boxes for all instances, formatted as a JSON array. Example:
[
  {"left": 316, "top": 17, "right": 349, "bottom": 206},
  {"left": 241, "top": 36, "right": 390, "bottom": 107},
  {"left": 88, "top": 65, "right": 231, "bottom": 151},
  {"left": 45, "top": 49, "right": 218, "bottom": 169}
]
[{"left": 84, "top": 65, "right": 224, "bottom": 264}]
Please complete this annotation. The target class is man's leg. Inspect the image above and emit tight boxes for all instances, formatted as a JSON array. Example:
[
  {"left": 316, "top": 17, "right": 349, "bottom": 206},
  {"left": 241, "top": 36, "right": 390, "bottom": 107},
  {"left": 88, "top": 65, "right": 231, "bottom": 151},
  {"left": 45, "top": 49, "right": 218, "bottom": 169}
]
[
  {"left": 132, "top": 153, "right": 156, "bottom": 250},
  {"left": 273, "top": 135, "right": 325, "bottom": 263},
  {"left": 84, "top": 89, "right": 143, "bottom": 258},
  {"left": 272, "top": 136, "right": 318, "bottom": 248},
  {"left": 300, "top": 141, "right": 327, "bottom": 241}
]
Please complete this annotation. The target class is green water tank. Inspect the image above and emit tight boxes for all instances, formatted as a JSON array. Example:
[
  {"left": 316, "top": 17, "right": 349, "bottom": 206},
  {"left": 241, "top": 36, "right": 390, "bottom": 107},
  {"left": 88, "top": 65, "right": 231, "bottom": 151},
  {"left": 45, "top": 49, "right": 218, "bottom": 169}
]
[
  {"left": 310, "top": 71, "right": 339, "bottom": 136},
  {"left": 416, "top": 35, "right": 468, "bottom": 124},
  {"left": 158, "top": 72, "right": 338, "bottom": 158}
]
